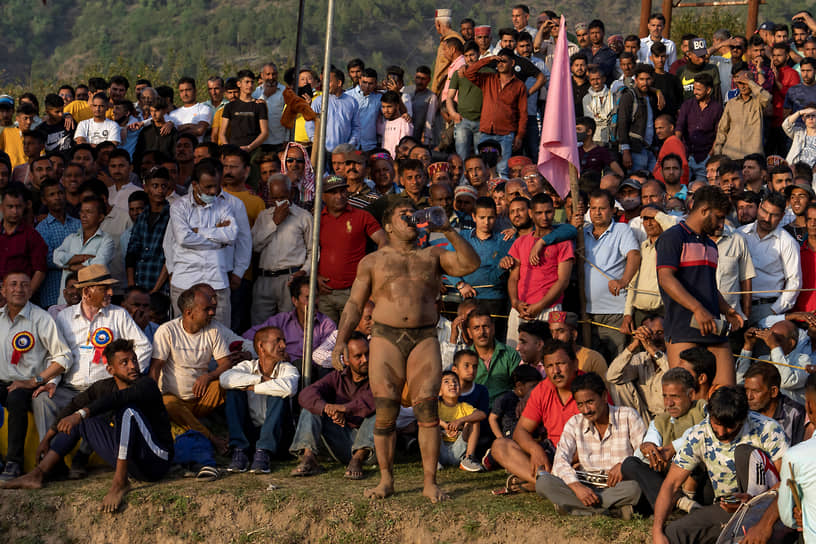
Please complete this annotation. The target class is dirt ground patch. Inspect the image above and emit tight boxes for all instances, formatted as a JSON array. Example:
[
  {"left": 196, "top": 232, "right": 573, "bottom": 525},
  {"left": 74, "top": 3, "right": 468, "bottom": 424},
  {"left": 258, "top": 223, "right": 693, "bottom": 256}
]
[{"left": 0, "top": 460, "right": 653, "bottom": 543}]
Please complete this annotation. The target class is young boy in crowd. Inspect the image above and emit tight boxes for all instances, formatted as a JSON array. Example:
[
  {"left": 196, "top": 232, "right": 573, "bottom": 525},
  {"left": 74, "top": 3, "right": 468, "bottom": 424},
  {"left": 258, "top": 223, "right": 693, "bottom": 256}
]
[
  {"left": 453, "top": 349, "right": 490, "bottom": 416},
  {"left": 488, "top": 364, "right": 543, "bottom": 440},
  {"left": 439, "top": 370, "right": 487, "bottom": 472},
  {"left": 378, "top": 90, "right": 413, "bottom": 159}
]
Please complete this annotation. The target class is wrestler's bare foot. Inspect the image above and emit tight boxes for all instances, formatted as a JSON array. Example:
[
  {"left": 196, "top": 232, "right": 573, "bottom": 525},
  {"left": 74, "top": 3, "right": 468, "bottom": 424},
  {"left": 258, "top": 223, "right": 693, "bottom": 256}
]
[
  {"left": 364, "top": 475, "right": 394, "bottom": 499},
  {"left": 101, "top": 479, "right": 131, "bottom": 513},
  {"left": 422, "top": 483, "right": 450, "bottom": 503},
  {"left": 0, "top": 468, "right": 44, "bottom": 489}
]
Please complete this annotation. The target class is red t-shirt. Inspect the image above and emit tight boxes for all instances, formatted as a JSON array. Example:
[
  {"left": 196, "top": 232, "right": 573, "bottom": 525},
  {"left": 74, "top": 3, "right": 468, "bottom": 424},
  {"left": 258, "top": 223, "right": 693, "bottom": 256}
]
[
  {"left": 318, "top": 206, "right": 381, "bottom": 289},
  {"left": 521, "top": 376, "right": 579, "bottom": 446},
  {"left": 508, "top": 235, "right": 574, "bottom": 306},
  {"left": 795, "top": 243, "right": 816, "bottom": 313}
]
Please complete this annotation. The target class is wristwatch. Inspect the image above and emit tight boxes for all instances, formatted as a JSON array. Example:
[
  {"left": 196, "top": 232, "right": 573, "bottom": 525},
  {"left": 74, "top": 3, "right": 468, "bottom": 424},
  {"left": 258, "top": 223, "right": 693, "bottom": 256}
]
[
  {"left": 653, "top": 350, "right": 665, "bottom": 360},
  {"left": 34, "top": 375, "right": 45, "bottom": 385}
]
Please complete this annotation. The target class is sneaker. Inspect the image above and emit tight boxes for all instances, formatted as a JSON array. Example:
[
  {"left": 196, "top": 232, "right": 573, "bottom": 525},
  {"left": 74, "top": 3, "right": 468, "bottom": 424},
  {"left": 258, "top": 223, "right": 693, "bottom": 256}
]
[
  {"left": 459, "top": 455, "right": 483, "bottom": 472},
  {"left": 0, "top": 461, "right": 21, "bottom": 481},
  {"left": 227, "top": 449, "right": 249, "bottom": 473},
  {"left": 481, "top": 448, "right": 497, "bottom": 471},
  {"left": 676, "top": 496, "right": 702, "bottom": 513},
  {"left": 249, "top": 449, "right": 271, "bottom": 474}
]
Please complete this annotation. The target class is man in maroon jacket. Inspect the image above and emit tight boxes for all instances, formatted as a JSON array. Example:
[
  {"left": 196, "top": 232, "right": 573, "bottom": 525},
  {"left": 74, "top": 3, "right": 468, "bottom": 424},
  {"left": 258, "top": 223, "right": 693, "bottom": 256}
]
[{"left": 290, "top": 332, "right": 375, "bottom": 480}]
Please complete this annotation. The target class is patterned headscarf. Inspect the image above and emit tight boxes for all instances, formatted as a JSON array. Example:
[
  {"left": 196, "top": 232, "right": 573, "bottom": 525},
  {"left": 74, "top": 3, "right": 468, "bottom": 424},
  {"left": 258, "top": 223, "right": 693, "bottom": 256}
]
[{"left": 282, "top": 142, "right": 316, "bottom": 203}]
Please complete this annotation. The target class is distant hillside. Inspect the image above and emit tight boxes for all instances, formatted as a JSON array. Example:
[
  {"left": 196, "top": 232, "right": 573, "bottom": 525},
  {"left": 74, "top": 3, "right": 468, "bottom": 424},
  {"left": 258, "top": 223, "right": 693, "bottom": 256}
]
[{"left": 0, "top": 0, "right": 806, "bottom": 91}]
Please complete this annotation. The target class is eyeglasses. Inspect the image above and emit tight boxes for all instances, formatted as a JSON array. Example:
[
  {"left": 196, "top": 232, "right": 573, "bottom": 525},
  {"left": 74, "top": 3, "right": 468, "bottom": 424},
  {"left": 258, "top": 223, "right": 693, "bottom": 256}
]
[
  {"left": 730, "top": 45, "right": 744, "bottom": 50},
  {"left": 285, "top": 158, "right": 305, "bottom": 164},
  {"left": 496, "top": 58, "right": 511, "bottom": 64},
  {"left": 344, "top": 160, "right": 361, "bottom": 166}
]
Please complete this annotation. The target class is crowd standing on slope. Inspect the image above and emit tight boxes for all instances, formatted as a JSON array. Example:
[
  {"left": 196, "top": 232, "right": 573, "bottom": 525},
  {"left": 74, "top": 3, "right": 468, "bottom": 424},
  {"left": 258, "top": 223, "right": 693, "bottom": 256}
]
[{"left": 1, "top": 4, "right": 816, "bottom": 543}]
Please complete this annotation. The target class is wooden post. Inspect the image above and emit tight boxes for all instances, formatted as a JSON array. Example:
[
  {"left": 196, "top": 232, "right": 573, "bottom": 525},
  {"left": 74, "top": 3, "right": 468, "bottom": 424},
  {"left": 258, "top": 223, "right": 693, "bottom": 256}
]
[
  {"left": 746, "top": 0, "right": 760, "bottom": 36},
  {"left": 662, "top": 0, "right": 673, "bottom": 38},
  {"left": 570, "top": 164, "right": 591, "bottom": 347},
  {"left": 639, "top": 0, "right": 652, "bottom": 38}
]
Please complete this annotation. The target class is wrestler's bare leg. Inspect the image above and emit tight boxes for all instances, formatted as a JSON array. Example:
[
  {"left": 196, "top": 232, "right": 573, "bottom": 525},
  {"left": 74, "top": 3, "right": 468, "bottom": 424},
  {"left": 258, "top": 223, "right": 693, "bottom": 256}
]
[
  {"left": 364, "top": 337, "right": 405, "bottom": 500},
  {"left": 406, "top": 337, "right": 448, "bottom": 503},
  {"left": 667, "top": 340, "right": 735, "bottom": 390}
]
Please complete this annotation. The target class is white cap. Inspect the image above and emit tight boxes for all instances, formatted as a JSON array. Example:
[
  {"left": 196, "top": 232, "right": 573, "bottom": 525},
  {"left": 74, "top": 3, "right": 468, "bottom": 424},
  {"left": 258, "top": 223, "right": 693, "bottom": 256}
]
[{"left": 435, "top": 9, "right": 452, "bottom": 19}]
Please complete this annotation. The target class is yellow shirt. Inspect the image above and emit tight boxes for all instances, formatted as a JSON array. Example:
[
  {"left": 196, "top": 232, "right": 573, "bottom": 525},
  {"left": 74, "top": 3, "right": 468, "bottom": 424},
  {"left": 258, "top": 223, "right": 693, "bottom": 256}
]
[
  {"left": 212, "top": 108, "right": 227, "bottom": 144},
  {"left": 0, "top": 128, "right": 25, "bottom": 169},
  {"left": 223, "top": 188, "right": 265, "bottom": 226},
  {"left": 64, "top": 100, "right": 92, "bottom": 123},
  {"left": 438, "top": 400, "right": 474, "bottom": 442},
  {"left": 293, "top": 91, "right": 321, "bottom": 143}
]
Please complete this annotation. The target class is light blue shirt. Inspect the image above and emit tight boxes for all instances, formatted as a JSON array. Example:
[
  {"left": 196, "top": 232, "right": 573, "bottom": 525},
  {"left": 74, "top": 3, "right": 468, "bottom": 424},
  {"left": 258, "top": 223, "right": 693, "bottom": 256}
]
[
  {"left": 307, "top": 93, "right": 360, "bottom": 151},
  {"left": 345, "top": 86, "right": 382, "bottom": 151},
  {"left": 583, "top": 221, "right": 640, "bottom": 314},
  {"left": 52, "top": 227, "right": 116, "bottom": 304},
  {"left": 252, "top": 83, "right": 287, "bottom": 145},
  {"left": 779, "top": 437, "right": 816, "bottom": 541}
]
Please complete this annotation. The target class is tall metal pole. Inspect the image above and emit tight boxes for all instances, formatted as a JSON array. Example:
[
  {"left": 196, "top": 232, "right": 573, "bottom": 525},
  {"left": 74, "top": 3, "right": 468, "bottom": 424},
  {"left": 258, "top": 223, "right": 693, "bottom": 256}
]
[
  {"left": 638, "top": 0, "right": 651, "bottom": 38},
  {"left": 301, "top": 0, "right": 334, "bottom": 387},
  {"left": 291, "top": 0, "right": 306, "bottom": 142},
  {"left": 662, "top": 0, "right": 673, "bottom": 39},
  {"left": 746, "top": 0, "right": 760, "bottom": 36},
  {"left": 570, "top": 164, "right": 591, "bottom": 347}
]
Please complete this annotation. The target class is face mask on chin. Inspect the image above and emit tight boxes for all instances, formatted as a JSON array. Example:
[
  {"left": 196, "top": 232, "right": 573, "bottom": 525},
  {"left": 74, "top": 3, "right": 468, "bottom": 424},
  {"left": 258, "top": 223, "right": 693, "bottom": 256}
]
[
  {"left": 198, "top": 191, "right": 218, "bottom": 205},
  {"left": 619, "top": 197, "right": 641, "bottom": 211}
]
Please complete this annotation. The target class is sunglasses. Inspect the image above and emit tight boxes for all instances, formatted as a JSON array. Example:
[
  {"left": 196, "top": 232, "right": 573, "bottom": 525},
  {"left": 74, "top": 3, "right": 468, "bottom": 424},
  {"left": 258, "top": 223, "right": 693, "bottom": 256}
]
[
  {"left": 496, "top": 58, "right": 511, "bottom": 64},
  {"left": 285, "top": 158, "right": 305, "bottom": 164},
  {"left": 344, "top": 160, "right": 361, "bottom": 166}
]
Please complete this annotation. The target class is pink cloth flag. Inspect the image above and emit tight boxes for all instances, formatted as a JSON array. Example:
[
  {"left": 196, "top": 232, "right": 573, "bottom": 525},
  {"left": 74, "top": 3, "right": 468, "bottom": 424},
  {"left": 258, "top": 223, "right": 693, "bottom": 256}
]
[{"left": 537, "top": 15, "right": 580, "bottom": 199}]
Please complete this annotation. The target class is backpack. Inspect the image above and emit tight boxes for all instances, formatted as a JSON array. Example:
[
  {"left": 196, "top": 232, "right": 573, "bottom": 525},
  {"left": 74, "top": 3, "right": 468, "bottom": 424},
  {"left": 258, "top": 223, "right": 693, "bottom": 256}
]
[{"left": 609, "top": 85, "right": 638, "bottom": 147}]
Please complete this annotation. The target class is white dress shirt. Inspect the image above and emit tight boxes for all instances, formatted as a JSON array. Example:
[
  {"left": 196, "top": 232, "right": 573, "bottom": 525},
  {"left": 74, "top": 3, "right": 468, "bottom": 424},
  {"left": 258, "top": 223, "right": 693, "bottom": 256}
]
[
  {"left": 55, "top": 303, "right": 152, "bottom": 390},
  {"left": 638, "top": 36, "right": 677, "bottom": 71},
  {"left": 108, "top": 182, "right": 140, "bottom": 212},
  {"left": 219, "top": 359, "right": 299, "bottom": 426},
  {"left": 252, "top": 202, "right": 313, "bottom": 272},
  {"left": 52, "top": 227, "right": 115, "bottom": 304},
  {"left": 163, "top": 191, "right": 239, "bottom": 290},
  {"left": 738, "top": 222, "right": 802, "bottom": 313},
  {"left": 252, "top": 83, "right": 288, "bottom": 145},
  {"left": 715, "top": 226, "right": 756, "bottom": 317},
  {"left": 0, "top": 302, "right": 71, "bottom": 382}
]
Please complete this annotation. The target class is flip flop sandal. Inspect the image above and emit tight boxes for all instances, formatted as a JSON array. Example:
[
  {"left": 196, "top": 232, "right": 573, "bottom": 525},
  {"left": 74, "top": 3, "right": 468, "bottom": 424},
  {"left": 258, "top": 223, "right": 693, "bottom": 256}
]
[
  {"left": 290, "top": 462, "right": 322, "bottom": 477},
  {"left": 196, "top": 465, "right": 220, "bottom": 481}
]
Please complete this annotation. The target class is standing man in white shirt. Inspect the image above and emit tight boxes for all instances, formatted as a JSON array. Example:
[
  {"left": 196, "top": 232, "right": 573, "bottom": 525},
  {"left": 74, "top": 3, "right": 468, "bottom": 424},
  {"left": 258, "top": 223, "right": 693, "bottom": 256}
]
[
  {"left": 163, "top": 158, "right": 240, "bottom": 327},
  {"left": 638, "top": 13, "right": 677, "bottom": 71},
  {"left": 106, "top": 149, "right": 140, "bottom": 212},
  {"left": 0, "top": 272, "right": 72, "bottom": 480},
  {"left": 510, "top": 4, "right": 537, "bottom": 40},
  {"left": 250, "top": 174, "right": 312, "bottom": 325},
  {"left": 738, "top": 192, "right": 802, "bottom": 326},
  {"left": 167, "top": 77, "right": 213, "bottom": 143},
  {"left": 74, "top": 94, "right": 121, "bottom": 147},
  {"left": 252, "top": 62, "right": 288, "bottom": 148}
]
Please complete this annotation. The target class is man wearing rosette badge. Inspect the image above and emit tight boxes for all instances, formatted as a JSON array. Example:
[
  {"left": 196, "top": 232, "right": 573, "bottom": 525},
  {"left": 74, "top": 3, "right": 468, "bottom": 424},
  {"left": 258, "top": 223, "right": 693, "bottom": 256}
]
[
  {"left": 49, "top": 264, "right": 151, "bottom": 478},
  {"left": 0, "top": 271, "right": 72, "bottom": 480}
]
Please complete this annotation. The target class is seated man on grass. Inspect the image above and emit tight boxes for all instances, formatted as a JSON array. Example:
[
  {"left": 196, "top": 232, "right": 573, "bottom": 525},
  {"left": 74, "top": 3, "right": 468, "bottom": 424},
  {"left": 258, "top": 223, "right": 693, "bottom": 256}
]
[
  {"left": 220, "top": 326, "right": 299, "bottom": 474},
  {"left": 537, "top": 372, "right": 645, "bottom": 519},
  {"left": 0, "top": 339, "right": 173, "bottom": 514},
  {"left": 290, "top": 332, "right": 375, "bottom": 480}
]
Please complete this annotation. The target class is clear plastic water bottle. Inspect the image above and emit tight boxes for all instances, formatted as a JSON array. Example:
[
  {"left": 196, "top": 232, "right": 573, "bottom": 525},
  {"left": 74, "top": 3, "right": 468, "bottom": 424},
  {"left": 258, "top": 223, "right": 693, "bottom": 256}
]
[{"left": 405, "top": 206, "right": 448, "bottom": 228}]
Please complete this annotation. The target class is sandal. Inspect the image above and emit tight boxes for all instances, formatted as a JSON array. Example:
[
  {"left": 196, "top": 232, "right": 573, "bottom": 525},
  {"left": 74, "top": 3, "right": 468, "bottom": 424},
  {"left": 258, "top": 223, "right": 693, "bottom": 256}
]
[{"left": 290, "top": 460, "right": 322, "bottom": 477}]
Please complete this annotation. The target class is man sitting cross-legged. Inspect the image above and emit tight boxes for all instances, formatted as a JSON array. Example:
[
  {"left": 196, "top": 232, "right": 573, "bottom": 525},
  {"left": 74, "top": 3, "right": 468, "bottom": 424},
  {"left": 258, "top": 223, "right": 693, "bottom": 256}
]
[
  {"left": 536, "top": 372, "right": 645, "bottom": 519},
  {"left": 0, "top": 339, "right": 174, "bottom": 514},
  {"left": 291, "top": 332, "right": 375, "bottom": 480},
  {"left": 220, "top": 326, "right": 299, "bottom": 474}
]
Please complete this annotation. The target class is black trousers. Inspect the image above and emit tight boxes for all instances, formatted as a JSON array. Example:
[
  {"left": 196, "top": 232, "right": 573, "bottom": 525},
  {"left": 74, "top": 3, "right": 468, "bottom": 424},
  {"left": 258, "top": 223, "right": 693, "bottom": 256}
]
[{"left": 0, "top": 381, "right": 35, "bottom": 465}]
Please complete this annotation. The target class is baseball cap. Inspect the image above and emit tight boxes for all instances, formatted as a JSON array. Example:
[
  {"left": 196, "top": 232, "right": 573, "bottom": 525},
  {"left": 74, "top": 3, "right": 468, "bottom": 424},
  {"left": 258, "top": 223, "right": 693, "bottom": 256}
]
[
  {"left": 690, "top": 38, "right": 708, "bottom": 57},
  {"left": 620, "top": 178, "right": 642, "bottom": 191},
  {"left": 0, "top": 95, "right": 13, "bottom": 108},
  {"left": 324, "top": 175, "right": 348, "bottom": 192},
  {"left": 758, "top": 21, "right": 775, "bottom": 32}
]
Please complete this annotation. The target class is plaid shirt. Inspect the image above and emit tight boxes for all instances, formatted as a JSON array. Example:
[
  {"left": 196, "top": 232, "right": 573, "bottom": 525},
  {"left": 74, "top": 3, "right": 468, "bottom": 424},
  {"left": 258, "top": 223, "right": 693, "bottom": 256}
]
[
  {"left": 35, "top": 214, "right": 81, "bottom": 307},
  {"left": 125, "top": 202, "right": 171, "bottom": 290},
  {"left": 553, "top": 405, "right": 646, "bottom": 485}
]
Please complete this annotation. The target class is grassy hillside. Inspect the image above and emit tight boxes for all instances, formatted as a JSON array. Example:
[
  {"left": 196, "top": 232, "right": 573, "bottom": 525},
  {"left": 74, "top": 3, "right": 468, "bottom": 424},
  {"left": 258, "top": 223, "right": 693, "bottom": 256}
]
[{"left": 0, "top": 0, "right": 807, "bottom": 93}]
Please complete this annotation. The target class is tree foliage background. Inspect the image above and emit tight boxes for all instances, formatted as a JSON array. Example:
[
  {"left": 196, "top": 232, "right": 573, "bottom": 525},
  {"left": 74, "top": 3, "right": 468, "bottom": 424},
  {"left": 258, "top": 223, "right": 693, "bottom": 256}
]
[{"left": 0, "top": 0, "right": 807, "bottom": 98}]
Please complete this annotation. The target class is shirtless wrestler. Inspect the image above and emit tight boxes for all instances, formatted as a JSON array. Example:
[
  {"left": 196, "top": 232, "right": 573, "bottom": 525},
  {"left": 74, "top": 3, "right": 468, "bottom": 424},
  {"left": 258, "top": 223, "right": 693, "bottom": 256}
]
[{"left": 332, "top": 197, "right": 479, "bottom": 502}]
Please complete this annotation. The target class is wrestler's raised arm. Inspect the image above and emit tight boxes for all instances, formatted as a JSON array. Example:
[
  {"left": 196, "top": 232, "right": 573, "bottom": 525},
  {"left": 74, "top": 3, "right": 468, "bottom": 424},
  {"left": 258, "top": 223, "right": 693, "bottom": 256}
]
[
  {"left": 433, "top": 226, "right": 480, "bottom": 278},
  {"left": 332, "top": 255, "right": 374, "bottom": 370}
]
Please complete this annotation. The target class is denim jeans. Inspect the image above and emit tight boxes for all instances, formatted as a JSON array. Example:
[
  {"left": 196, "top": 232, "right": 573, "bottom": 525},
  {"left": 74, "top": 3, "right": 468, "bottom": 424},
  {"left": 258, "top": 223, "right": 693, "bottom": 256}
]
[
  {"left": 454, "top": 118, "right": 481, "bottom": 160},
  {"left": 438, "top": 433, "right": 468, "bottom": 466},
  {"left": 289, "top": 409, "right": 375, "bottom": 464},
  {"left": 629, "top": 148, "right": 655, "bottom": 173},
  {"left": 524, "top": 115, "right": 540, "bottom": 162},
  {"left": 688, "top": 155, "right": 708, "bottom": 181},
  {"left": 479, "top": 132, "right": 515, "bottom": 177},
  {"left": 225, "top": 389, "right": 288, "bottom": 453}
]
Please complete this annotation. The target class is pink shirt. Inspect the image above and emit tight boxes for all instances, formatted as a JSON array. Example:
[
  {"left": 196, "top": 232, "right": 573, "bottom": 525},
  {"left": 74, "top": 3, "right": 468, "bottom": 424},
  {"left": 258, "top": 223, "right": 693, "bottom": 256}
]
[
  {"left": 509, "top": 235, "right": 574, "bottom": 305},
  {"left": 444, "top": 55, "right": 466, "bottom": 101},
  {"left": 378, "top": 117, "right": 414, "bottom": 158}
]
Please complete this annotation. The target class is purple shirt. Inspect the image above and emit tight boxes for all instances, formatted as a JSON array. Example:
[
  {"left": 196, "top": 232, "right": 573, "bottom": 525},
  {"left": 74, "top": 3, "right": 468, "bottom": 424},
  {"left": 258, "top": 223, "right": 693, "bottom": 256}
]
[
  {"left": 298, "top": 367, "right": 375, "bottom": 428},
  {"left": 676, "top": 97, "right": 724, "bottom": 162},
  {"left": 243, "top": 310, "right": 336, "bottom": 362}
]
